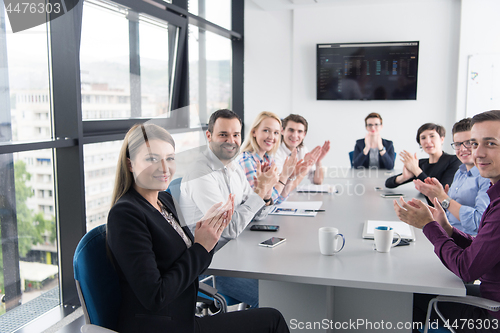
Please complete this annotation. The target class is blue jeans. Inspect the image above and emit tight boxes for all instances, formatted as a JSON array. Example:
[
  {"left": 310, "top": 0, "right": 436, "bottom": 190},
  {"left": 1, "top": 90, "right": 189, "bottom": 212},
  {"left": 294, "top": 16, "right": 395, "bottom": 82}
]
[{"left": 199, "top": 275, "right": 259, "bottom": 308}]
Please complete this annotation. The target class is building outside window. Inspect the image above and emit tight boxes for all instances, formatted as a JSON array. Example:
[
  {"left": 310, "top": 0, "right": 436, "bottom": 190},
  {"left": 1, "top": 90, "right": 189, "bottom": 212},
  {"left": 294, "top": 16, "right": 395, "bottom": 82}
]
[{"left": 0, "top": 0, "right": 241, "bottom": 331}]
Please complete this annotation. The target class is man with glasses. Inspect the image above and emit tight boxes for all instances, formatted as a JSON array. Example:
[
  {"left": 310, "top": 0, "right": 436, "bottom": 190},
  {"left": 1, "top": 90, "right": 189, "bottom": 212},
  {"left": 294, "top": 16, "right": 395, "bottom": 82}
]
[
  {"left": 394, "top": 111, "right": 500, "bottom": 332},
  {"left": 413, "top": 118, "right": 490, "bottom": 235},
  {"left": 353, "top": 112, "right": 395, "bottom": 169}
]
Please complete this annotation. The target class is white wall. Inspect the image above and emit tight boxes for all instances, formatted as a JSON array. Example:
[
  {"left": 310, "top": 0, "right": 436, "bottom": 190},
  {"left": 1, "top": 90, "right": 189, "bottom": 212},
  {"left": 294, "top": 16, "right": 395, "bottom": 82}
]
[
  {"left": 455, "top": 0, "right": 500, "bottom": 119},
  {"left": 244, "top": 0, "right": 293, "bottom": 117},
  {"left": 245, "top": 0, "right": 462, "bottom": 169}
]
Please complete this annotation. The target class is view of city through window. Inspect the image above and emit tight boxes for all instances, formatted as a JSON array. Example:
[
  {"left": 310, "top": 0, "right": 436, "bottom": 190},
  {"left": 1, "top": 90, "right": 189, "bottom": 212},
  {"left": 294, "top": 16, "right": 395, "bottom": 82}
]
[
  {"left": 0, "top": 0, "right": 233, "bottom": 329},
  {"left": 0, "top": 8, "right": 59, "bottom": 326}
]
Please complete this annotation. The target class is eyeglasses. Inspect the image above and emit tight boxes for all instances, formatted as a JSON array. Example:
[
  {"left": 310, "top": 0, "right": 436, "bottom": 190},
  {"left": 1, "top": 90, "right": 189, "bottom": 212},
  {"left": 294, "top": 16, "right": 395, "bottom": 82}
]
[
  {"left": 451, "top": 140, "right": 471, "bottom": 150},
  {"left": 366, "top": 124, "right": 381, "bottom": 128}
]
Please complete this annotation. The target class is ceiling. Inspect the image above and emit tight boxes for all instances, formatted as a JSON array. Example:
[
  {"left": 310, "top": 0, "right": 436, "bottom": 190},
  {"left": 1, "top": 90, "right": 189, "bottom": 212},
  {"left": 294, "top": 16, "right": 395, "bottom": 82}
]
[{"left": 251, "top": 0, "right": 440, "bottom": 11}]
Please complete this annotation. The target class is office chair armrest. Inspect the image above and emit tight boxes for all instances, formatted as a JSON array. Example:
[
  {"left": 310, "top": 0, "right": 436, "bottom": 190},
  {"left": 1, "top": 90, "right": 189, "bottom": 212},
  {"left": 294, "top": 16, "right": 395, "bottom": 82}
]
[
  {"left": 81, "top": 324, "right": 118, "bottom": 333},
  {"left": 199, "top": 282, "right": 218, "bottom": 297},
  {"left": 200, "top": 275, "right": 216, "bottom": 286},
  {"left": 435, "top": 295, "right": 500, "bottom": 312},
  {"left": 424, "top": 296, "right": 500, "bottom": 333}
]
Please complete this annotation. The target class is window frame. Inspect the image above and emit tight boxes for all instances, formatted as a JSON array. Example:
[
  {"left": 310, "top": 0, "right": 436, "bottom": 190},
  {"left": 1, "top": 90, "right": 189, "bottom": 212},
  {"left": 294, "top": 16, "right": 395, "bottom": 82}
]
[{"left": 0, "top": 0, "right": 244, "bottom": 331}]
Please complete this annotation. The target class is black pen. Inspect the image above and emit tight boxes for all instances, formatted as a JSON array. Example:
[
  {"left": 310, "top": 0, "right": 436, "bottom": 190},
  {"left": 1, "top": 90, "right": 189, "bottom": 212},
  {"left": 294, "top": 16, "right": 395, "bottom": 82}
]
[{"left": 304, "top": 209, "right": 325, "bottom": 212}]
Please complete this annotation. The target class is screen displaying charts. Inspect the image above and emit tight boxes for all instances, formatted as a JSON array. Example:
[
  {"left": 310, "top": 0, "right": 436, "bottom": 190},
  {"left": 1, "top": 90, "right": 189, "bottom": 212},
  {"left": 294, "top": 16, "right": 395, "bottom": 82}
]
[{"left": 317, "top": 41, "right": 419, "bottom": 100}]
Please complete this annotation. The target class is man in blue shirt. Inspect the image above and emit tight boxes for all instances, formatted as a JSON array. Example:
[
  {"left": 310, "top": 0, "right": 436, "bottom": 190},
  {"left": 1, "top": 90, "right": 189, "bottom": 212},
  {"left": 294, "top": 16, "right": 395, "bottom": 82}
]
[{"left": 413, "top": 118, "right": 490, "bottom": 235}]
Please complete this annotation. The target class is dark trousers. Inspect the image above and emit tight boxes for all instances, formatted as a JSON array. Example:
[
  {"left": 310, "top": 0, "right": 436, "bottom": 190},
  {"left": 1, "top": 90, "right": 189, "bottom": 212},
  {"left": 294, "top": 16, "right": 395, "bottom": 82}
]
[
  {"left": 195, "top": 307, "right": 290, "bottom": 333},
  {"left": 413, "top": 285, "right": 500, "bottom": 333}
]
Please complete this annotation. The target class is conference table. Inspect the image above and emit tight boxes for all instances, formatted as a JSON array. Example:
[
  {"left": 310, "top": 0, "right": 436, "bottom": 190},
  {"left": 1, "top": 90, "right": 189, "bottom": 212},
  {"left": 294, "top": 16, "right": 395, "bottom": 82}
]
[{"left": 206, "top": 168, "right": 466, "bottom": 332}]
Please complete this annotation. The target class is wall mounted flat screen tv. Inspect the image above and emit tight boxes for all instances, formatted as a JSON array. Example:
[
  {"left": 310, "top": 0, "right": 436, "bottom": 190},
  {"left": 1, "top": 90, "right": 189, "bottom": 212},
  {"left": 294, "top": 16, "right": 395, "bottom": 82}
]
[{"left": 317, "top": 41, "right": 419, "bottom": 100}]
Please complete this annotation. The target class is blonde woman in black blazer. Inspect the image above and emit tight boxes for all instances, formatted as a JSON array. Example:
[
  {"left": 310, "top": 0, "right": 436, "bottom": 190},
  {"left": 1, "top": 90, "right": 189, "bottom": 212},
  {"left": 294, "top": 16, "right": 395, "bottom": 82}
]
[{"left": 107, "top": 124, "right": 290, "bottom": 333}]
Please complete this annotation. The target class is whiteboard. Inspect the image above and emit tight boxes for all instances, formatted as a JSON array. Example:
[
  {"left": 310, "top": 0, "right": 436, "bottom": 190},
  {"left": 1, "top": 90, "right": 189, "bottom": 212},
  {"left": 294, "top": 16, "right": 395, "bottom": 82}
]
[{"left": 466, "top": 54, "right": 500, "bottom": 118}]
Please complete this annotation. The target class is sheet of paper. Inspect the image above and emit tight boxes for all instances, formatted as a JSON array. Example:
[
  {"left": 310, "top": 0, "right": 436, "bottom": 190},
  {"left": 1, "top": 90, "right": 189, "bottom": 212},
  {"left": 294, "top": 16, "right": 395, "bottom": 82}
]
[
  {"left": 270, "top": 201, "right": 323, "bottom": 217},
  {"left": 364, "top": 220, "right": 415, "bottom": 239},
  {"left": 296, "top": 184, "right": 337, "bottom": 193}
]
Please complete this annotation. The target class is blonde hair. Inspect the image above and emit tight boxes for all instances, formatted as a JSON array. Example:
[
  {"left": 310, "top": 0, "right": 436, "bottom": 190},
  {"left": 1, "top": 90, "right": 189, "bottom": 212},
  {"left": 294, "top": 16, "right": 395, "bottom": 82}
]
[
  {"left": 241, "top": 111, "right": 282, "bottom": 156},
  {"left": 111, "top": 124, "right": 175, "bottom": 206}
]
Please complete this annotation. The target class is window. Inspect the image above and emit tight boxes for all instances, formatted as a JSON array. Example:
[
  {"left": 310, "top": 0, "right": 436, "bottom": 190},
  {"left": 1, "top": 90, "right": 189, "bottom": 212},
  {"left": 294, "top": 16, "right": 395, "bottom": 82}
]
[
  {"left": 4, "top": 14, "right": 52, "bottom": 143},
  {"left": 0, "top": 0, "right": 242, "bottom": 330},
  {"left": 84, "top": 141, "right": 122, "bottom": 232},
  {"left": 188, "top": 26, "right": 232, "bottom": 127},
  {"left": 188, "top": 0, "right": 231, "bottom": 31},
  {"left": 139, "top": 16, "right": 173, "bottom": 118},
  {"left": 0, "top": 150, "right": 58, "bottom": 327},
  {"left": 81, "top": 1, "right": 178, "bottom": 120},
  {"left": 0, "top": 5, "right": 60, "bottom": 330},
  {"left": 80, "top": 1, "right": 131, "bottom": 120}
]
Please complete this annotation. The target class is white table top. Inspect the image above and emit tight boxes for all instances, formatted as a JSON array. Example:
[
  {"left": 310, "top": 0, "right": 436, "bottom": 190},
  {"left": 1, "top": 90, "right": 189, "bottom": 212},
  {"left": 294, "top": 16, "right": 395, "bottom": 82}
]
[{"left": 207, "top": 174, "right": 466, "bottom": 297}]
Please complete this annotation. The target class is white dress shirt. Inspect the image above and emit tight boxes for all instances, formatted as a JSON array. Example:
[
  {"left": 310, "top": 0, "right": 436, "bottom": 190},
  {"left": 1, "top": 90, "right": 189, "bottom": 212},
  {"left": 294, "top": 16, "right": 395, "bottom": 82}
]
[
  {"left": 179, "top": 147, "right": 265, "bottom": 248},
  {"left": 274, "top": 142, "right": 315, "bottom": 183}
]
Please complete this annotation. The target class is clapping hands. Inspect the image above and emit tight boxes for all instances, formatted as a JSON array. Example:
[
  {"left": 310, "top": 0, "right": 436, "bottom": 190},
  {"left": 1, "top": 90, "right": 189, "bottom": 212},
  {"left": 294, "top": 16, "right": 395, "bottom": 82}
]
[
  {"left": 254, "top": 160, "right": 279, "bottom": 199},
  {"left": 194, "top": 194, "right": 235, "bottom": 252}
]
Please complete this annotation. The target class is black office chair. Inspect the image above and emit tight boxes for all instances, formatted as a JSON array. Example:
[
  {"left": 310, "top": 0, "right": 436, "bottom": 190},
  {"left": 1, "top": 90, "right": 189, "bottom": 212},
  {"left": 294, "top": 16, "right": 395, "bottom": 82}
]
[
  {"left": 423, "top": 295, "right": 500, "bottom": 333},
  {"left": 349, "top": 151, "right": 355, "bottom": 167}
]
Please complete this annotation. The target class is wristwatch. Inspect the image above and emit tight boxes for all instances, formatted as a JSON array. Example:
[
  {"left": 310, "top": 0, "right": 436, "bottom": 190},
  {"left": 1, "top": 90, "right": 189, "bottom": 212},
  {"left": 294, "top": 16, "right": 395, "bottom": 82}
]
[
  {"left": 379, "top": 147, "right": 386, "bottom": 153},
  {"left": 440, "top": 197, "right": 452, "bottom": 209}
]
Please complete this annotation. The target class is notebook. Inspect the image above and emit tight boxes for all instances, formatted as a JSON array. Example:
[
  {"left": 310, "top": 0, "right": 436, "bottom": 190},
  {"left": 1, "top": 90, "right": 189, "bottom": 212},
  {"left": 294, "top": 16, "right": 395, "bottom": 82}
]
[{"left": 362, "top": 220, "right": 416, "bottom": 241}]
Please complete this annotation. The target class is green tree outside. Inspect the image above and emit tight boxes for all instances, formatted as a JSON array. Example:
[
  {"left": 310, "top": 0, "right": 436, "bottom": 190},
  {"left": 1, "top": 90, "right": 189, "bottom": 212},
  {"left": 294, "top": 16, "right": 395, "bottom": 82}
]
[{"left": 0, "top": 160, "right": 55, "bottom": 316}]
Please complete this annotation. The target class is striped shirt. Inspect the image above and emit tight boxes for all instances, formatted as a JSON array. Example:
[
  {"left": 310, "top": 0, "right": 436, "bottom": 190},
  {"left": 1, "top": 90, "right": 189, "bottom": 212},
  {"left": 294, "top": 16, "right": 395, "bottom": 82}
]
[{"left": 238, "top": 151, "right": 287, "bottom": 205}]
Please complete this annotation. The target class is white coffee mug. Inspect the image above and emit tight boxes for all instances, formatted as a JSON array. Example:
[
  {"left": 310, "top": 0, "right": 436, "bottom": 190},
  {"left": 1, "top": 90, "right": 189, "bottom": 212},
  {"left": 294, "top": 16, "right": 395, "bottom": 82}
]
[
  {"left": 374, "top": 226, "right": 401, "bottom": 253},
  {"left": 319, "top": 227, "right": 345, "bottom": 255}
]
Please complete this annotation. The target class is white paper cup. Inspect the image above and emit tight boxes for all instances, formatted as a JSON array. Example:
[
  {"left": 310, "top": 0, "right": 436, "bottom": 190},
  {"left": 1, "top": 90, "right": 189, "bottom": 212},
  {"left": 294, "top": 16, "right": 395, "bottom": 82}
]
[
  {"left": 319, "top": 227, "right": 345, "bottom": 255},
  {"left": 374, "top": 226, "right": 401, "bottom": 253}
]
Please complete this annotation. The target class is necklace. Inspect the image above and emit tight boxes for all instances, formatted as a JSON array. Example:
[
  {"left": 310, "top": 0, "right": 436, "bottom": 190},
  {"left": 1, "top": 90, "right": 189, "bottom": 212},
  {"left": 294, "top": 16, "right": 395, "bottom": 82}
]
[{"left": 157, "top": 200, "right": 192, "bottom": 248}]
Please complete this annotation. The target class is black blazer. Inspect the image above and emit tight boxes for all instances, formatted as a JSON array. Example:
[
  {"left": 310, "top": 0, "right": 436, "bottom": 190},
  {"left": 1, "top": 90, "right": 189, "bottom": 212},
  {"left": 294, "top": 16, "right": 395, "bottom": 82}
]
[
  {"left": 385, "top": 152, "right": 461, "bottom": 204},
  {"left": 353, "top": 138, "right": 395, "bottom": 169},
  {"left": 107, "top": 188, "right": 213, "bottom": 333}
]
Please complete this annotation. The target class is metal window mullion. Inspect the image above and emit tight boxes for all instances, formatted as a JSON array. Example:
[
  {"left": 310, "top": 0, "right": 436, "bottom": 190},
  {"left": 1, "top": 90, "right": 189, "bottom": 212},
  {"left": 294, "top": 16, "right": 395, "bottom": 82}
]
[
  {"left": 116, "top": 0, "right": 185, "bottom": 27},
  {"left": 232, "top": 0, "right": 244, "bottom": 136},
  {"left": 167, "top": 23, "right": 177, "bottom": 110},
  {"left": 49, "top": 0, "right": 86, "bottom": 307},
  {"left": 128, "top": 11, "right": 141, "bottom": 117},
  {"left": 198, "top": 0, "right": 207, "bottom": 126},
  {"left": 148, "top": 0, "right": 241, "bottom": 41},
  {"left": 169, "top": 20, "right": 190, "bottom": 126}
]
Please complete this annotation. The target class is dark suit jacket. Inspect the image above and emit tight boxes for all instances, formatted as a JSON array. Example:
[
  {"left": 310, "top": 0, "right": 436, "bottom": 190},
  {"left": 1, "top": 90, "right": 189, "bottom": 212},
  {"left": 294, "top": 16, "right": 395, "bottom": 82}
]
[
  {"left": 353, "top": 138, "right": 395, "bottom": 169},
  {"left": 107, "top": 188, "right": 213, "bottom": 333}
]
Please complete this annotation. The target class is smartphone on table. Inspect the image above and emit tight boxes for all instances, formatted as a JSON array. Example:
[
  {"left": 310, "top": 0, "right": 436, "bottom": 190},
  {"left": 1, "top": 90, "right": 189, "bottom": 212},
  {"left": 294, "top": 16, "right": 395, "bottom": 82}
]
[
  {"left": 259, "top": 237, "right": 286, "bottom": 248},
  {"left": 250, "top": 225, "right": 279, "bottom": 232},
  {"left": 380, "top": 193, "right": 404, "bottom": 198}
]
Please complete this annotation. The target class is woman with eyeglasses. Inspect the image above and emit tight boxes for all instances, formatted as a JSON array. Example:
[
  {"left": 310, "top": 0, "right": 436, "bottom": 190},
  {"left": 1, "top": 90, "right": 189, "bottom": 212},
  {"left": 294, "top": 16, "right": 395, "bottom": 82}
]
[
  {"left": 411, "top": 118, "right": 490, "bottom": 235},
  {"left": 385, "top": 122, "right": 461, "bottom": 205},
  {"left": 352, "top": 112, "right": 395, "bottom": 169}
]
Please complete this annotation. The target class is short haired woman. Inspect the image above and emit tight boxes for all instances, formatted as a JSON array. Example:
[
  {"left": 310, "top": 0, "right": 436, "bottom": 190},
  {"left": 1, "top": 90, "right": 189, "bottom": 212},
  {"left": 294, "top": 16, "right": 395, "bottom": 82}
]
[{"left": 385, "top": 122, "right": 461, "bottom": 204}]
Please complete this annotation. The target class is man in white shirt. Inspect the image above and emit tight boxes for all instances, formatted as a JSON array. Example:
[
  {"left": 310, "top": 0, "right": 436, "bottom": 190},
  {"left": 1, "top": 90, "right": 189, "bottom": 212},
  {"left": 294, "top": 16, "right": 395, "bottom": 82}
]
[
  {"left": 179, "top": 109, "right": 278, "bottom": 308},
  {"left": 274, "top": 114, "right": 330, "bottom": 184}
]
